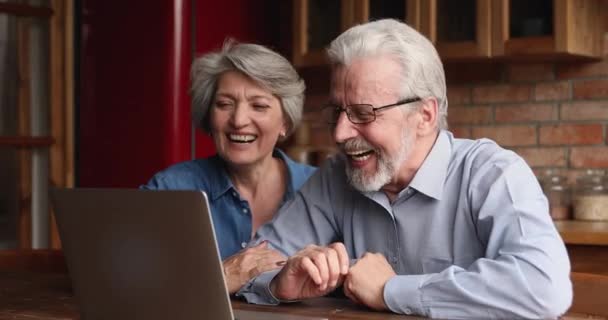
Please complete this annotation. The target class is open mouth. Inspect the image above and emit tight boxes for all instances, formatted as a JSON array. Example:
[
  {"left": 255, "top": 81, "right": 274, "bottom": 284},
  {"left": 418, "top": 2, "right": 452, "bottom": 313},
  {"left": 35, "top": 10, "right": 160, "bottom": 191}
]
[
  {"left": 345, "top": 149, "right": 375, "bottom": 161},
  {"left": 228, "top": 134, "right": 257, "bottom": 143}
]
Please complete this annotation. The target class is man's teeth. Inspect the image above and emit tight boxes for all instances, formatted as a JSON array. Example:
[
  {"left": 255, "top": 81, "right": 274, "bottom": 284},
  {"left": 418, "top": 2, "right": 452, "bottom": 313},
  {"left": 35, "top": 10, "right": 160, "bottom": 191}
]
[
  {"left": 229, "top": 134, "right": 256, "bottom": 142},
  {"left": 346, "top": 150, "right": 374, "bottom": 160}
]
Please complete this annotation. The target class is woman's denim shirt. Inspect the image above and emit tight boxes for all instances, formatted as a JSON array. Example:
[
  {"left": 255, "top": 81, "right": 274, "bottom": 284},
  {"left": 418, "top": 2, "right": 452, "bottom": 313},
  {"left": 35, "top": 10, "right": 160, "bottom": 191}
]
[{"left": 141, "top": 149, "right": 316, "bottom": 259}]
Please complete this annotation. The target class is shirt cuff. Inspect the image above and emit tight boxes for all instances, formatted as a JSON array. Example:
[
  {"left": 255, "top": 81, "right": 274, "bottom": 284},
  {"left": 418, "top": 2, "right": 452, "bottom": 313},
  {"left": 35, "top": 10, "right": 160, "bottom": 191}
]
[
  {"left": 383, "top": 274, "right": 429, "bottom": 316},
  {"left": 236, "top": 269, "right": 281, "bottom": 305}
]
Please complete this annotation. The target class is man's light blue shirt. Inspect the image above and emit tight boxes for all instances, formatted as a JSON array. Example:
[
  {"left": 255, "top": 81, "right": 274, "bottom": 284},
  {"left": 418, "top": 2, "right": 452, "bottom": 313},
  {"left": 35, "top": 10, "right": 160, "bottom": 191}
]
[
  {"left": 141, "top": 149, "right": 316, "bottom": 260},
  {"left": 240, "top": 131, "right": 572, "bottom": 319}
]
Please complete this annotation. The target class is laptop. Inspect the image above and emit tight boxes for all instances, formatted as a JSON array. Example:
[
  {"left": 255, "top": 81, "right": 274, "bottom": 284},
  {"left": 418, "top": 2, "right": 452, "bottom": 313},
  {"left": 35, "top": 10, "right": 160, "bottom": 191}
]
[{"left": 51, "top": 188, "right": 326, "bottom": 320}]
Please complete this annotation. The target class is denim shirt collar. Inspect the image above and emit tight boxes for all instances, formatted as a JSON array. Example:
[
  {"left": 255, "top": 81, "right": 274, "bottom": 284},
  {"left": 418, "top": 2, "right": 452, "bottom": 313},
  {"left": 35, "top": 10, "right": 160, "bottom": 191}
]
[{"left": 206, "top": 149, "right": 296, "bottom": 201}]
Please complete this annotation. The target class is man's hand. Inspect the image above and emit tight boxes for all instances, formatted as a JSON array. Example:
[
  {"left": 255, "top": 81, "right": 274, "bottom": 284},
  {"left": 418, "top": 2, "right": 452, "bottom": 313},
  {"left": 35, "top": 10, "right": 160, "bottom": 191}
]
[
  {"left": 270, "top": 242, "right": 349, "bottom": 301},
  {"left": 223, "top": 241, "right": 286, "bottom": 294},
  {"left": 343, "top": 252, "right": 396, "bottom": 310}
]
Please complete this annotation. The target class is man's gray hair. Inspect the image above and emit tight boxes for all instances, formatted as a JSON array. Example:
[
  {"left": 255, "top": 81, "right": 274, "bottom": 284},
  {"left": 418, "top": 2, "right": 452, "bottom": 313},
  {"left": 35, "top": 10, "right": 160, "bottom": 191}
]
[
  {"left": 191, "top": 40, "right": 306, "bottom": 137},
  {"left": 327, "top": 19, "right": 448, "bottom": 130}
]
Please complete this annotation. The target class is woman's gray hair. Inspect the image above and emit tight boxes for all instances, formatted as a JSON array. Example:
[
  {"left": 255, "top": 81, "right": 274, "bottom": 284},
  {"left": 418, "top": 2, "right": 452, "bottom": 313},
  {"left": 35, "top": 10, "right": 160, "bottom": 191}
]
[
  {"left": 191, "top": 40, "right": 306, "bottom": 137},
  {"left": 327, "top": 19, "right": 448, "bottom": 130}
]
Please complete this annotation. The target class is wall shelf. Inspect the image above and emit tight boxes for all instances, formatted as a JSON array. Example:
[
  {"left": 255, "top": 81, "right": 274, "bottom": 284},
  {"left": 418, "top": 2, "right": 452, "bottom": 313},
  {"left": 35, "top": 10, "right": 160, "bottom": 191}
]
[
  {"left": 555, "top": 220, "right": 608, "bottom": 246},
  {"left": 0, "top": 136, "right": 55, "bottom": 148}
]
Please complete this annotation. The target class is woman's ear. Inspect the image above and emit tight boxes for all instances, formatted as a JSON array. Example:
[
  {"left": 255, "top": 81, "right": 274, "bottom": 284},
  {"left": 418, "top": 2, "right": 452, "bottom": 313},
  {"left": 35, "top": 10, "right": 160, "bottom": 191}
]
[{"left": 279, "top": 121, "right": 288, "bottom": 139}]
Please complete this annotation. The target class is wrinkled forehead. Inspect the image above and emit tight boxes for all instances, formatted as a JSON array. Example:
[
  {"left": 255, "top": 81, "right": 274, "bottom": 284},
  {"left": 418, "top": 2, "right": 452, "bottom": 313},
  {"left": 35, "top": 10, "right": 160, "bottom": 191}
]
[{"left": 329, "top": 57, "right": 403, "bottom": 104}]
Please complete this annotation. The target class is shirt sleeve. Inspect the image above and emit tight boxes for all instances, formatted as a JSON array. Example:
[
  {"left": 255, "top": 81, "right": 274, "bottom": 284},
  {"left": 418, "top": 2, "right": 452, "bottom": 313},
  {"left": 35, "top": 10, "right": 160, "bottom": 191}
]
[
  {"left": 384, "top": 155, "right": 573, "bottom": 319},
  {"left": 237, "top": 160, "right": 342, "bottom": 304},
  {"left": 139, "top": 174, "right": 163, "bottom": 189}
]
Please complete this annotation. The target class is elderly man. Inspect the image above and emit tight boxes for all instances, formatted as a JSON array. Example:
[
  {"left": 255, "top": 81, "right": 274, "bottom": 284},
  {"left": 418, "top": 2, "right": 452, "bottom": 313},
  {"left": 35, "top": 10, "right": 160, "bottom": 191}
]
[{"left": 237, "top": 19, "right": 572, "bottom": 319}]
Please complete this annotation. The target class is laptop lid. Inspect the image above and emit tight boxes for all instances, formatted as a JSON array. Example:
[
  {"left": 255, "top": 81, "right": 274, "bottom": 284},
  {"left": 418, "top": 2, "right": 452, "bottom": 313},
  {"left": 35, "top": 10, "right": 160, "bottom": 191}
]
[{"left": 52, "top": 188, "right": 233, "bottom": 320}]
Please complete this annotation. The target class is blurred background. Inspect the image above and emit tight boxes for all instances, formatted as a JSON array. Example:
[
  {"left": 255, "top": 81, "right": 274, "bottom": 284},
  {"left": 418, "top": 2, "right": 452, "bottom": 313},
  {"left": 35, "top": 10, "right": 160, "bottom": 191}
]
[{"left": 1, "top": 0, "right": 607, "bottom": 252}]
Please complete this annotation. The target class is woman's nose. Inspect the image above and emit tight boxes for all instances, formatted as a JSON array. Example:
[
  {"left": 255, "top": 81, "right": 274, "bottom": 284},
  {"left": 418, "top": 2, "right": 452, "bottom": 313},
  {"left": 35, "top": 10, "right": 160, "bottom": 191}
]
[{"left": 230, "top": 104, "right": 250, "bottom": 127}]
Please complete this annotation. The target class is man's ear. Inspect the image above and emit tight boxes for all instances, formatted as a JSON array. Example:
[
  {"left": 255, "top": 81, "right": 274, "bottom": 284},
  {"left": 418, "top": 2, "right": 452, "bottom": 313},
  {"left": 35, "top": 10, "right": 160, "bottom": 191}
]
[{"left": 418, "top": 97, "right": 438, "bottom": 134}]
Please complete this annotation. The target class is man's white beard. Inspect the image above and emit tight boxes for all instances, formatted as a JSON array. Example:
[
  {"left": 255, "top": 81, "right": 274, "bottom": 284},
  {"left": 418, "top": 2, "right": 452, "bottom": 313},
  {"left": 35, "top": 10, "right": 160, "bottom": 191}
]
[{"left": 343, "top": 127, "right": 414, "bottom": 192}]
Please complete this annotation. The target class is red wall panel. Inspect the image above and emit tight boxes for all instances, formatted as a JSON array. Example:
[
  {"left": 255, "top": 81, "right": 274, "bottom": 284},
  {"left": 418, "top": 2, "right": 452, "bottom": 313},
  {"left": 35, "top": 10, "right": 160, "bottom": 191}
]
[
  {"left": 79, "top": 0, "right": 191, "bottom": 187},
  {"left": 78, "top": 0, "right": 283, "bottom": 186}
]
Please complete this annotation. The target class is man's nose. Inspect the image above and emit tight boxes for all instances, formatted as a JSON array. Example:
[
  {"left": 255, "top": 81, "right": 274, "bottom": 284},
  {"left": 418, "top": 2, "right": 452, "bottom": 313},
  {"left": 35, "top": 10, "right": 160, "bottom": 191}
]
[{"left": 333, "top": 111, "right": 357, "bottom": 143}]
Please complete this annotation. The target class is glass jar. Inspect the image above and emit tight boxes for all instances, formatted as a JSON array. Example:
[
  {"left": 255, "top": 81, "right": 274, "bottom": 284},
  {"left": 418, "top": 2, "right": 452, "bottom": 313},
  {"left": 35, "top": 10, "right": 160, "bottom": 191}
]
[
  {"left": 539, "top": 169, "right": 571, "bottom": 220},
  {"left": 573, "top": 169, "right": 608, "bottom": 221}
]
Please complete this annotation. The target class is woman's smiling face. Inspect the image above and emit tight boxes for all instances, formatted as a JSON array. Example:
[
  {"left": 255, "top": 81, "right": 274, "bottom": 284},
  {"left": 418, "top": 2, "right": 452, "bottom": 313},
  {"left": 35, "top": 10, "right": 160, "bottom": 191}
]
[{"left": 210, "top": 71, "right": 286, "bottom": 166}]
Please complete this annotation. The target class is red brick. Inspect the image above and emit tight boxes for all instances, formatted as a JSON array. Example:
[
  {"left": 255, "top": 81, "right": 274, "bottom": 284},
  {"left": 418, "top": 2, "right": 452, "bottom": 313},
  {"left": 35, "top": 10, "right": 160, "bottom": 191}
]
[
  {"left": 471, "top": 125, "right": 537, "bottom": 147},
  {"left": 445, "top": 62, "right": 502, "bottom": 85},
  {"left": 450, "top": 126, "right": 471, "bottom": 138},
  {"left": 495, "top": 103, "right": 557, "bottom": 123},
  {"left": 448, "top": 106, "right": 492, "bottom": 125},
  {"left": 557, "top": 60, "right": 608, "bottom": 79},
  {"left": 472, "top": 84, "right": 532, "bottom": 103},
  {"left": 539, "top": 124, "right": 604, "bottom": 145},
  {"left": 534, "top": 81, "right": 570, "bottom": 101},
  {"left": 573, "top": 79, "right": 608, "bottom": 99},
  {"left": 512, "top": 147, "right": 567, "bottom": 167},
  {"left": 507, "top": 63, "right": 555, "bottom": 82},
  {"left": 560, "top": 101, "right": 608, "bottom": 121},
  {"left": 447, "top": 86, "right": 471, "bottom": 105},
  {"left": 570, "top": 147, "right": 608, "bottom": 168}
]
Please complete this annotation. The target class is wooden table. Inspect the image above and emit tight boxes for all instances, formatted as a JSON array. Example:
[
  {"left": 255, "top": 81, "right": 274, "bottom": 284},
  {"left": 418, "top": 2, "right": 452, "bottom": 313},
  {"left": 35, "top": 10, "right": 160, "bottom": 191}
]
[
  {"left": 0, "top": 271, "right": 423, "bottom": 320},
  {"left": 0, "top": 271, "right": 603, "bottom": 320}
]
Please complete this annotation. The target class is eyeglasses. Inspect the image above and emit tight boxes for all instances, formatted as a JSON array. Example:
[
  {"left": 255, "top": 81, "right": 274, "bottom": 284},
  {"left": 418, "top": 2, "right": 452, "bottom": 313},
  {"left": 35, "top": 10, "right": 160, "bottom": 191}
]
[{"left": 321, "top": 97, "right": 422, "bottom": 125}]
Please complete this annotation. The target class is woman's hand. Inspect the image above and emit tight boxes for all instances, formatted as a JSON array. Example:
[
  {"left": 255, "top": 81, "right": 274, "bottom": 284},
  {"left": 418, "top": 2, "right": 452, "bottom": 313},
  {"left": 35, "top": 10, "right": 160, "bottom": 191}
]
[{"left": 223, "top": 241, "right": 286, "bottom": 294}]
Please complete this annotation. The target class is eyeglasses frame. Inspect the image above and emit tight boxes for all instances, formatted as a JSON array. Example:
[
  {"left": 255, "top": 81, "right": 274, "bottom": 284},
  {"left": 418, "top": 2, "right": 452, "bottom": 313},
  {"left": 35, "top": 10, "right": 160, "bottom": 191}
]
[{"left": 322, "top": 97, "right": 422, "bottom": 125}]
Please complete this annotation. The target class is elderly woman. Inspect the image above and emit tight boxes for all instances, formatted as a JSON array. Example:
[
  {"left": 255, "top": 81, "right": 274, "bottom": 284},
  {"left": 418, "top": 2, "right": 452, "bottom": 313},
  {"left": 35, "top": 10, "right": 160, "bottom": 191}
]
[{"left": 141, "top": 41, "right": 316, "bottom": 293}]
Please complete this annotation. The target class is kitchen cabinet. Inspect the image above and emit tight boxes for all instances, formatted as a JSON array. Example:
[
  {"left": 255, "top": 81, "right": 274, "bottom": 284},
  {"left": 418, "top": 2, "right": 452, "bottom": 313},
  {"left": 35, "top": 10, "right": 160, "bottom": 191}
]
[
  {"left": 292, "top": 0, "right": 604, "bottom": 65},
  {"left": 492, "top": 0, "right": 604, "bottom": 60},
  {"left": 292, "top": 0, "right": 356, "bottom": 67},
  {"left": 420, "top": 0, "right": 493, "bottom": 60},
  {"left": 353, "top": 0, "right": 421, "bottom": 30},
  {"left": 555, "top": 220, "right": 608, "bottom": 275},
  {"left": 292, "top": 0, "right": 422, "bottom": 67}
]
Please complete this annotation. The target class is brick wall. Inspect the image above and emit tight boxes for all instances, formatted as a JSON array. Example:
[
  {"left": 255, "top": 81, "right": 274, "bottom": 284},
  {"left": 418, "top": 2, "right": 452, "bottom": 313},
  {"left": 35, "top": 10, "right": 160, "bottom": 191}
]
[
  {"left": 448, "top": 38, "right": 608, "bottom": 178},
  {"left": 296, "top": 32, "right": 608, "bottom": 180}
]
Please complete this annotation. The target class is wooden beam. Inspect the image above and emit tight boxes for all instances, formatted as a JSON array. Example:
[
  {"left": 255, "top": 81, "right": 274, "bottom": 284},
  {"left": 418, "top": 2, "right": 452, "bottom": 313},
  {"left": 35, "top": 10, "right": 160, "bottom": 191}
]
[{"left": 17, "top": 18, "right": 32, "bottom": 249}]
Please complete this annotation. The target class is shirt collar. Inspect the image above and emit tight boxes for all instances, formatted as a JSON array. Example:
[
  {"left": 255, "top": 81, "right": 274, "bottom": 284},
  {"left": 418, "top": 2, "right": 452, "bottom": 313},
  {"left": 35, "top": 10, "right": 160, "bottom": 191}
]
[
  {"left": 408, "top": 130, "right": 452, "bottom": 200},
  {"left": 206, "top": 155, "right": 233, "bottom": 201},
  {"left": 206, "top": 149, "right": 296, "bottom": 201}
]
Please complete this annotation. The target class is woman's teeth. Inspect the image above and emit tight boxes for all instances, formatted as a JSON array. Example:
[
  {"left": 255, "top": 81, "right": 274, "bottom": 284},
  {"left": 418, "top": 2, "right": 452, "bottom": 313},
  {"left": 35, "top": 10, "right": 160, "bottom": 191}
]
[{"left": 228, "top": 134, "right": 256, "bottom": 143}]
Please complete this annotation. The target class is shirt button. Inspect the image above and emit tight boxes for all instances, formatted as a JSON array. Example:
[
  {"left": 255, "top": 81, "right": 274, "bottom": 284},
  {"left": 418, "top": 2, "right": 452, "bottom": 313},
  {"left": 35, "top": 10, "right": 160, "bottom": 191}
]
[
  {"left": 242, "top": 208, "right": 248, "bottom": 213},
  {"left": 404, "top": 308, "right": 412, "bottom": 315},
  {"left": 241, "top": 242, "right": 247, "bottom": 248},
  {"left": 232, "top": 191, "right": 237, "bottom": 197},
  {"left": 407, "top": 189, "right": 412, "bottom": 194}
]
